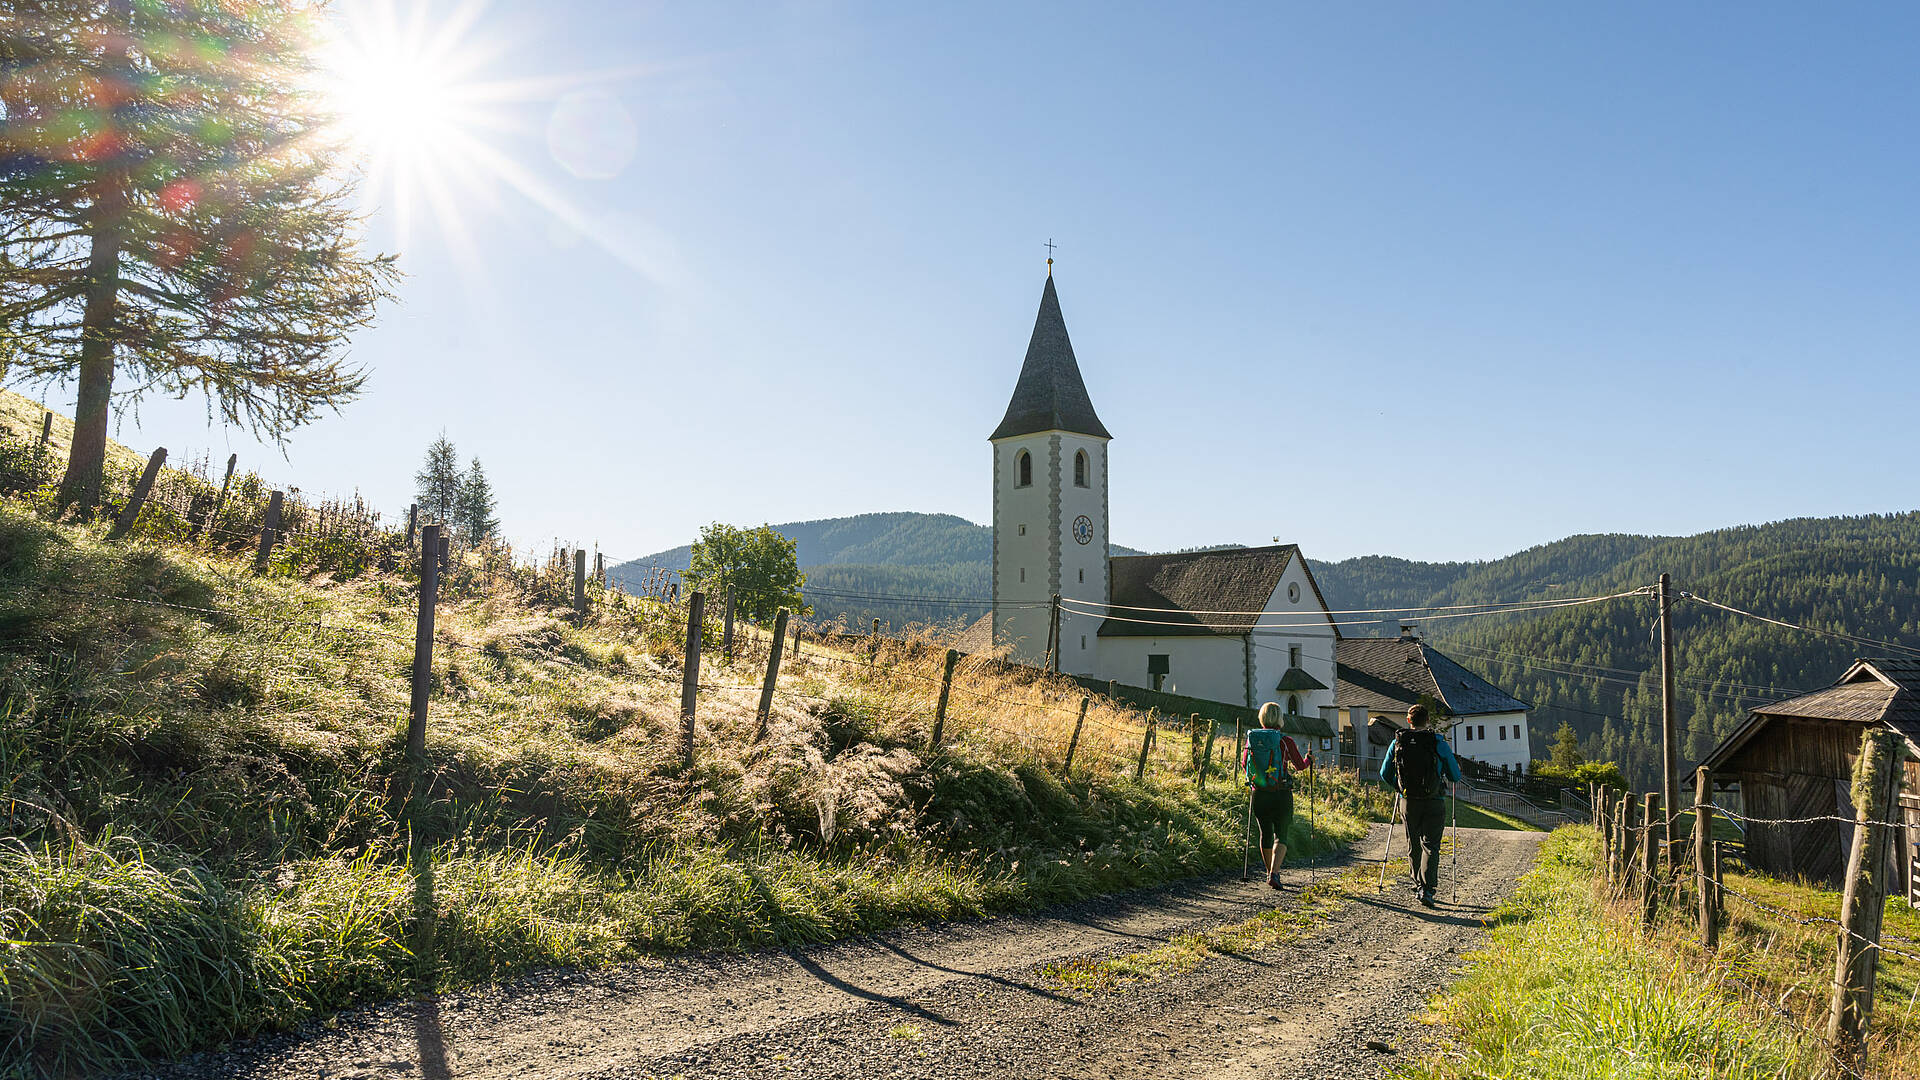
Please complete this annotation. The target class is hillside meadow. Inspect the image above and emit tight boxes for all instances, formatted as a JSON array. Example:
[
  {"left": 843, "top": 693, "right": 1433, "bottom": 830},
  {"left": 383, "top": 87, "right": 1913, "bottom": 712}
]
[{"left": 0, "top": 483, "right": 1387, "bottom": 1077}]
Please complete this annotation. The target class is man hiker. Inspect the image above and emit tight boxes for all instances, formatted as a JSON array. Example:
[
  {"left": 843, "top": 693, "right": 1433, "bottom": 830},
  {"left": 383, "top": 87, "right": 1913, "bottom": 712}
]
[
  {"left": 1379, "top": 703, "right": 1461, "bottom": 908},
  {"left": 1243, "top": 701, "right": 1314, "bottom": 889}
]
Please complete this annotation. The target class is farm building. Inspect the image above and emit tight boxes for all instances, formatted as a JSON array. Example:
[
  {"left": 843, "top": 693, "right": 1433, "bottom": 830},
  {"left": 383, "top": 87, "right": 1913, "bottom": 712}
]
[
  {"left": 1701, "top": 658, "right": 1920, "bottom": 892},
  {"left": 1332, "top": 635, "right": 1533, "bottom": 775}
]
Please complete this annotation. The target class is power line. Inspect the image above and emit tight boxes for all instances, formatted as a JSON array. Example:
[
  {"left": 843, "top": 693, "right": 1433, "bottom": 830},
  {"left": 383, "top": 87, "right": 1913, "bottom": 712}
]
[{"left": 1679, "top": 591, "right": 1920, "bottom": 661}]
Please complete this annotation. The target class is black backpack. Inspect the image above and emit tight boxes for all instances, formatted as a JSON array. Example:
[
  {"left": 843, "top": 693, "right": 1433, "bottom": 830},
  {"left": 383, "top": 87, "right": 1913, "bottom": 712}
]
[{"left": 1394, "top": 729, "right": 1445, "bottom": 799}]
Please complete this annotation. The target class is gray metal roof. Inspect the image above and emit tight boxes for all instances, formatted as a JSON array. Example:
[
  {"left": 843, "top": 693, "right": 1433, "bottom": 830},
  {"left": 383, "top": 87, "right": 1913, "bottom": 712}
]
[
  {"left": 1334, "top": 637, "right": 1530, "bottom": 717},
  {"left": 989, "top": 276, "right": 1111, "bottom": 441}
]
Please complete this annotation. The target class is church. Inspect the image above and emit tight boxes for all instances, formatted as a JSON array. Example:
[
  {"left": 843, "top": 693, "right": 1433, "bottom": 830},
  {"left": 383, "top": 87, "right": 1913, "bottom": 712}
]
[{"left": 988, "top": 270, "right": 1342, "bottom": 726}]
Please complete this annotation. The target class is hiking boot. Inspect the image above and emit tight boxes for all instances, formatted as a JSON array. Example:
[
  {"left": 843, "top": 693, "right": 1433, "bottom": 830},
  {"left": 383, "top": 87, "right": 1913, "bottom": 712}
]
[
  {"left": 1418, "top": 889, "right": 1437, "bottom": 908},
  {"left": 1268, "top": 873, "right": 1284, "bottom": 890}
]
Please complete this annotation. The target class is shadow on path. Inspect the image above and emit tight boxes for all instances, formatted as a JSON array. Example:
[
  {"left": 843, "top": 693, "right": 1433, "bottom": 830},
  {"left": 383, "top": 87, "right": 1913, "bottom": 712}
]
[
  {"left": 870, "top": 939, "right": 1080, "bottom": 1006},
  {"left": 786, "top": 950, "right": 960, "bottom": 1027}
]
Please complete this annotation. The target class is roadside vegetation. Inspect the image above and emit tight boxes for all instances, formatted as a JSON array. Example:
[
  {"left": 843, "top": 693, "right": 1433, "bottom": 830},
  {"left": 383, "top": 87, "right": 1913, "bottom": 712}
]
[
  {"left": 0, "top": 475, "right": 1390, "bottom": 1077},
  {"left": 1401, "top": 828, "right": 1920, "bottom": 1080}
]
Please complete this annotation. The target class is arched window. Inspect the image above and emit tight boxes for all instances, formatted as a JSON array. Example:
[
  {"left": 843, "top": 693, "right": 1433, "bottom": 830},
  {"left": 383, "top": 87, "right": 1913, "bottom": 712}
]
[
  {"left": 1287, "top": 694, "right": 1300, "bottom": 715},
  {"left": 1016, "top": 450, "right": 1032, "bottom": 488},
  {"left": 1074, "top": 450, "right": 1089, "bottom": 488}
]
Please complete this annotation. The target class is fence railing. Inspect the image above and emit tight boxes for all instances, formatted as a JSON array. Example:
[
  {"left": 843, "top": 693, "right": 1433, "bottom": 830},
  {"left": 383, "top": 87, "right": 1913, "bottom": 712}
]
[{"left": 1589, "top": 727, "right": 1908, "bottom": 1079}]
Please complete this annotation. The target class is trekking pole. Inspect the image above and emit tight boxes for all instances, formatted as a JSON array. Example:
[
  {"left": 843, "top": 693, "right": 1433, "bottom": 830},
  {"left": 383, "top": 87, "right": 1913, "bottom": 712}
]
[
  {"left": 1240, "top": 784, "right": 1255, "bottom": 882},
  {"left": 1307, "top": 762, "right": 1318, "bottom": 888},
  {"left": 1448, "top": 784, "right": 1460, "bottom": 905},
  {"left": 1378, "top": 793, "right": 1400, "bottom": 894}
]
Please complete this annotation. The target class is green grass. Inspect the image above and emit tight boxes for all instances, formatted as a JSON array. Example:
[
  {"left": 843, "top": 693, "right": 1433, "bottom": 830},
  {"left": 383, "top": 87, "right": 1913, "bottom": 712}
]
[
  {"left": 0, "top": 500, "right": 1394, "bottom": 1077},
  {"left": 1451, "top": 801, "right": 1541, "bottom": 832},
  {"left": 1398, "top": 828, "right": 1835, "bottom": 1080}
]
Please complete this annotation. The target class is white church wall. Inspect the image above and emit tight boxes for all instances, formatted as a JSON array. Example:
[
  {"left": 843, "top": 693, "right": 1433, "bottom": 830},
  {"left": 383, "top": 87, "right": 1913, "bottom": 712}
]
[
  {"left": 992, "top": 436, "right": 1053, "bottom": 665},
  {"left": 1056, "top": 433, "right": 1109, "bottom": 677},
  {"left": 1096, "top": 636, "right": 1247, "bottom": 705},
  {"left": 1248, "top": 556, "right": 1339, "bottom": 719},
  {"left": 1450, "top": 711, "right": 1533, "bottom": 773}
]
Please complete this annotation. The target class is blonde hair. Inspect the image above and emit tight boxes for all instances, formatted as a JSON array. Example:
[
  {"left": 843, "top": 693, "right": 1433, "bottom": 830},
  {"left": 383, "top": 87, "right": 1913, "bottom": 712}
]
[{"left": 1258, "top": 702, "right": 1283, "bottom": 729}]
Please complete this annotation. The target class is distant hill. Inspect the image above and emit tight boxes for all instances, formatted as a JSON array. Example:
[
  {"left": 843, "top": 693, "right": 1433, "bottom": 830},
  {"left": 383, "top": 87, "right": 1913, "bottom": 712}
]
[{"left": 608, "top": 512, "right": 1144, "bottom": 632}]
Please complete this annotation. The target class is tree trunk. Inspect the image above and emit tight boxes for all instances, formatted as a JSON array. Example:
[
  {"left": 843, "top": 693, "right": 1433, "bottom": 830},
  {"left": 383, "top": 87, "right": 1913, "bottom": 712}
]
[{"left": 55, "top": 5, "right": 130, "bottom": 517}]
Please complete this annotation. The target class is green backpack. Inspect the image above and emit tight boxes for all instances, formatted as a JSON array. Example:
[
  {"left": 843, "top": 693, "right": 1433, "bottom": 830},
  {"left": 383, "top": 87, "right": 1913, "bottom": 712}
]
[{"left": 1244, "top": 729, "right": 1293, "bottom": 790}]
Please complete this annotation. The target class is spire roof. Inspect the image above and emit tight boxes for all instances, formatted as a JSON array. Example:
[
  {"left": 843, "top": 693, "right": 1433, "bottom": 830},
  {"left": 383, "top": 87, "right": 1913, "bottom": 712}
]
[{"left": 989, "top": 276, "right": 1111, "bottom": 441}]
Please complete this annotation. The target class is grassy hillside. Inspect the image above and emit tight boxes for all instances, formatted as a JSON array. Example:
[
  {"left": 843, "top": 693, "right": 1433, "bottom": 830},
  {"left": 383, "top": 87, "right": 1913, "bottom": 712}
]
[{"left": 0, "top": 481, "right": 1387, "bottom": 1076}]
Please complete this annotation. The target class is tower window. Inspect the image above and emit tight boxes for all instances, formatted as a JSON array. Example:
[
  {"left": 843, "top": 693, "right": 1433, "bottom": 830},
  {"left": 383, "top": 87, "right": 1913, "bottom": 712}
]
[
  {"left": 1288, "top": 644, "right": 1301, "bottom": 668},
  {"left": 1080, "top": 635, "right": 1087, "bottom": 650},
  {"left": 1016, "top": 450, "right": 1032, "bottom": 488},
  {"left": 1019, "top": 524, "right": 1026, "bottom": 536},
  {"left": 1288, "top": 694, "right": 1300, "bottom": 715},
  {"left": 1019, "top": 568, "right": 1025, "bottom": 583},
  {"left": 1074, "top": 450, "right": 1088, "bottom": 488},
  {"left": 1078, "top": 568, "right": 1084, "bottom": 582}
]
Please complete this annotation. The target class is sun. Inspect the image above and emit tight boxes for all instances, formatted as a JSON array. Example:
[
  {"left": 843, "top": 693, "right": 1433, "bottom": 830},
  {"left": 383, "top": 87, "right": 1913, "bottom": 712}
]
[{"left": 317, "top": 1, "right": 498, "bottom": 249}]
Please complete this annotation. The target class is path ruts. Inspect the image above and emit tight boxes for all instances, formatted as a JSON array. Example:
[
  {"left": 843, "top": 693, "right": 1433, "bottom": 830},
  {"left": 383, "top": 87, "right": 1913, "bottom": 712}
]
[{"left": 154, "top": 827, "right": 1543, "bottom": 1080}]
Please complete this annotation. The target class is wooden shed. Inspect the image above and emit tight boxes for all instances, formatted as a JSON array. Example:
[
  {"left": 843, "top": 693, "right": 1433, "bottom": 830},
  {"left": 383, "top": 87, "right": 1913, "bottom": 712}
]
[{"left": 1702, "top": 658, "right": 1920, "bottom": 892}]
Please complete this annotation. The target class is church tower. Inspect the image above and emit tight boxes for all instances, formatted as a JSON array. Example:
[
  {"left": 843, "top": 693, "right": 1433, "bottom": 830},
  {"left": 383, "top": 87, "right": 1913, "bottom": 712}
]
[{"left": 991, "top": 272, "right": 1110, "bottom": 673}]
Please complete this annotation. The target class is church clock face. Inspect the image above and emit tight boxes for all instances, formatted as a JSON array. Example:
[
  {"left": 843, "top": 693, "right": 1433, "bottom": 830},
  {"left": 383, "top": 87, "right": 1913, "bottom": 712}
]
[{"left": 1073, "top": 515, "right": 1094, "bottom": 545}]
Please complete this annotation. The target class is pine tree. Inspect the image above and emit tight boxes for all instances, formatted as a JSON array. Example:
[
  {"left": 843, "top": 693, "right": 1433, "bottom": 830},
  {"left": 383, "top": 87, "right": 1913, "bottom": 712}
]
[
  {"left": 1549, "top": 722, "right": 1585, "bottom": 770},
  {"left": 1, "top": 0, "right": 399, "bottom": 513},
  {"left": 455, "top": 457, "right": 498, "bottom": 546},
  {"left": 414, "top": 436, "right": 462, "bottom": 527}
]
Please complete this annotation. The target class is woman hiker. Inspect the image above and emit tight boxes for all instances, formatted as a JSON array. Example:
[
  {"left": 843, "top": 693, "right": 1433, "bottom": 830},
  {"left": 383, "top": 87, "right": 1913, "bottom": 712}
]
[
  {"left": 1378, "top": 703, "right": 1462, "bottom": 908},
  {"left": 1242, "top": 701, "right": 1315, "bottom": 889}
]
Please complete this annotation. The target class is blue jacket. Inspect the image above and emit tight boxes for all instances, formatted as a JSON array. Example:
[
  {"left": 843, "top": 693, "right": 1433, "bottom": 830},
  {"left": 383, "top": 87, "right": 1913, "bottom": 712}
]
[{"left": 1379, "top": 730, "right": 1462, "bottom": 792}]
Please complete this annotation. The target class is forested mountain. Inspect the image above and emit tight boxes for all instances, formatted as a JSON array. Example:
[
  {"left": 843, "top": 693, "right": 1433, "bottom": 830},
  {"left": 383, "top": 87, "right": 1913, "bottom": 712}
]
[{"left": 1318, "top": 514, "right": 1920, "bottom": 788}]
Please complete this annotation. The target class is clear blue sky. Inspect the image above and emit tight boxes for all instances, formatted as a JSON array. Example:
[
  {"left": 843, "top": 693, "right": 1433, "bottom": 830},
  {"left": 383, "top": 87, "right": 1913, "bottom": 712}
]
[{"left": 65, "top": 1, "right": 1920, "bottom": 565}]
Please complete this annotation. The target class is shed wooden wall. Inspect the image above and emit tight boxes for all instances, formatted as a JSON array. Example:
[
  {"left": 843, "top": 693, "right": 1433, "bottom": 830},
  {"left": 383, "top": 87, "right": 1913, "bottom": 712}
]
[{"left": 1724, "top": 716, "right": 1913, "bottom": 887}]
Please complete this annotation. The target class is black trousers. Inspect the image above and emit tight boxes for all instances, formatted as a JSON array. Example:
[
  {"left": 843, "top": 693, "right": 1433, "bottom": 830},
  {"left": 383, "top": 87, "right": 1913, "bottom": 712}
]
[{"left": 1404, "top": 796, "right": 1447, "bottom": 892}]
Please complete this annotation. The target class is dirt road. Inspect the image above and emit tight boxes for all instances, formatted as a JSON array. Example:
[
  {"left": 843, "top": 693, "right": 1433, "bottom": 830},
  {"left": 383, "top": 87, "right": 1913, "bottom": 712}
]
[{"left": 158, "top": 826, "right": 1543, "bottom": 1080}]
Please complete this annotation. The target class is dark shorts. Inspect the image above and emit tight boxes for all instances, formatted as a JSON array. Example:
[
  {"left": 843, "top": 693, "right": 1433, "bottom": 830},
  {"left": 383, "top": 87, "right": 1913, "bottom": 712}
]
[{"left": 1252, "top": 786, "right": 1294, "bottom": 849}]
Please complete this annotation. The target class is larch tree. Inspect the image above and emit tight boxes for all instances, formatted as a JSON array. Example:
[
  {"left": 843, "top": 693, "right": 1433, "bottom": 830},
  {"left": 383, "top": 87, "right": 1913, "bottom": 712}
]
[
  {"left": 455, "top": 455, "right": 497, "bottom": 546},
  {"left": 412, "top": 434, "right": 460, "bottom": 526},
  {"left": 0, "top": 0, "right": 398, "bottom": 512}
]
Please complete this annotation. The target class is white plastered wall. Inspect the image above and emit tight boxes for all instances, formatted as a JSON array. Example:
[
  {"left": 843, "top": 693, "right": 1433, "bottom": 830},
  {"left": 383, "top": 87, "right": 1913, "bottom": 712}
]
[
  {"left": 1449, "top": 710, "right": 1533, "bottom": 773},
  {"left": 1095, "top": 635, "right": 1248, "bottom": 705},
  {"left": 1249, "top": 555, "right": 1339, "bottom": 720}
]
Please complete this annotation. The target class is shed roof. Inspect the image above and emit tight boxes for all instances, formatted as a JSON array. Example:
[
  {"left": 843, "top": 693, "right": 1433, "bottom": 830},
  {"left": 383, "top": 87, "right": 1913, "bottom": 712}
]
[
  {"left": 1334, "top": 637, "right": 1531, "bottom": 718},
  {"left": 1097, "top": 545, "right": 1322, "bottom": 637},
  {"left": 1702, "top": 657, "right": 1920, "bottom": 773},
  {"left": 989, "top": 276, "right": 1111, "bottom": 441}
]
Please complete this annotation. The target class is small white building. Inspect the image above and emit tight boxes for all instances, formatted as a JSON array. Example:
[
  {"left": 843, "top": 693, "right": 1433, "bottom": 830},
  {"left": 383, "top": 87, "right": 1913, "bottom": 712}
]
[
  {"left": 987, "top": 271, "right": 1340, "bottom": 733},
  {"left": 1333, "top": 635, "right": 1533, "bottom": 775}
]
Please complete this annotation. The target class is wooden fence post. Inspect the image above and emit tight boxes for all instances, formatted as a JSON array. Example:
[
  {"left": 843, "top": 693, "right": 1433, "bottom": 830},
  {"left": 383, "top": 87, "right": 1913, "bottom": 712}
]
[
  {"left": 407, "top": 523, "right": 441, "bottom": 775},
  {"left": 1695, "top": 767, "right": 1718, "bottom": 949},
  {"left": 439, "top": 533, "right": 450, "bottom": 579},
  {"left": 723, "top": 586, "right": 736, "bottom": 662},
  {"left": 753, "top": 609, "right": 789, "bottom": 742},
  {"left": 189, "top": 452, "right": 237, "bottom": 543},
  {"left": 573, "top": 549, "right": 587, "bottom": 625},
  {"left": 1063, "top": 697, "right": 1088, "bottom": 774},
  {"left": 1200, "top": 719, "right": 1219, "bottom": 790},
  {"left": 108, "top": 446, "right": 166, "bottom": 541},
  {"left": 930, "top": 648, "right": 958, "bottom": 750},
  {"left": 1827, "top": 728, "right": 1903, "bottom": 1058},
  {"left": 406, "top": 503, "right": 418, "bottom": 547},
  {"left": 1599, "top": 793, "right": 1613, "bottom": 887},
  {"left": 868, "top": 617, "right": 880, "bottom": 670},
  {"left": 253, "top": 490, "right": 283, "bottom": 574},
  {"left": 595, "top": 551, "right": 605, "bottom": 586},
  {"left": 679, "top": 591, "right": 704, "bottom": 768},
  {"left": 1617, "top": 792, "right": 1637, "bottom": 902},
  {"left": 1187, "top": 713, "right": 1205, "bottom": 776},
  {"left": 1641, "top": 792, "right": 1661, "bottom": 928},
  {"left": 1135, "top": 715, "right": 1157, "bottom": 782},
  {"left": 37, "top": 411, "right": 52, "bottom": 448},
  {"left": 792, "top": 619, "right": 802, "bottom": 658}
]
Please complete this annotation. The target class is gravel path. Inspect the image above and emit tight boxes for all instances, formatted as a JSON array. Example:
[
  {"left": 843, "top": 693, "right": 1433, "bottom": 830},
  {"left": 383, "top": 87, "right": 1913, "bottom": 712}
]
[{"left": 154, "top": 826, "right": 1543, "bottom": 1080}]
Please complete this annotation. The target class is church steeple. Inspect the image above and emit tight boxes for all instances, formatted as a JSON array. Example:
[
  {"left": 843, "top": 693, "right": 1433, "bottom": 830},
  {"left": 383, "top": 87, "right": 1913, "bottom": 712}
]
[{"left": 989, "top": 276, "right": 1111, "bottom": 441}]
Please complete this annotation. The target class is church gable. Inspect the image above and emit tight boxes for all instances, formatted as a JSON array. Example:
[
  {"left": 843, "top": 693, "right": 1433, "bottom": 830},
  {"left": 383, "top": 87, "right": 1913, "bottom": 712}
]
[{"left": 1099, "top": 546, "right": 1304, "bottom": 637}]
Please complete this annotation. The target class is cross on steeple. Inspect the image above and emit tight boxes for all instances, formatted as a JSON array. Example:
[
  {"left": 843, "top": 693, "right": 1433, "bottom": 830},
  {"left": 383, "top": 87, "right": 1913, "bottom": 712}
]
[{"left": 1045, "top": 238, "right": 1057, "bottom": 275}]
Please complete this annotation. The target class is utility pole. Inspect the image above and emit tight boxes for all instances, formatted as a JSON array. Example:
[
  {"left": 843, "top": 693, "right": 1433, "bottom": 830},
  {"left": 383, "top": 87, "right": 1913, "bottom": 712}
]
[
  {"left": 1659, "top": 573, "right": 1679, "bottom": 869},
  {"left": 1049, "top": 594, "right": 1062, "bottom": 674}
]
